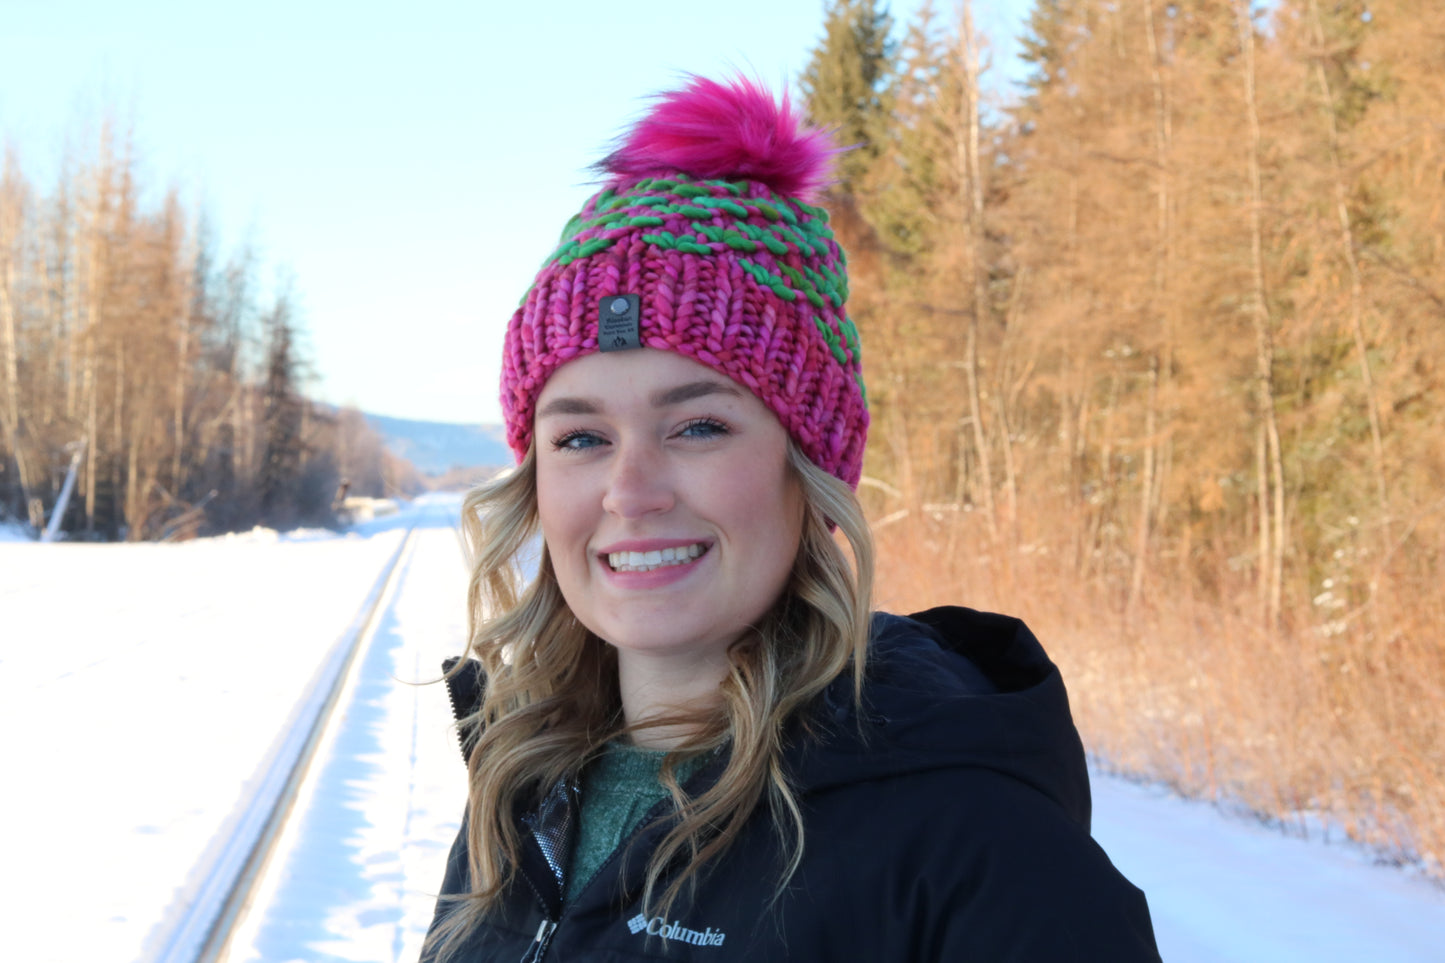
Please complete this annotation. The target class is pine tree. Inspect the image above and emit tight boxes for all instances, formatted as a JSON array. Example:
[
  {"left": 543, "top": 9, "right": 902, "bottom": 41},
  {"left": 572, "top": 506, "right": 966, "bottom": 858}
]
[
  {"left": 258, "top": 291, "right": 305, "bottom": 529},
  {"left": 866, "top": 0, "right": 951, "bottom": 259},
  {"left": 800, "top": 0, "right": 896, "bottom": 193},
  {"left": 1017, "top": 0, "right": 1081, "bottom": 122}
]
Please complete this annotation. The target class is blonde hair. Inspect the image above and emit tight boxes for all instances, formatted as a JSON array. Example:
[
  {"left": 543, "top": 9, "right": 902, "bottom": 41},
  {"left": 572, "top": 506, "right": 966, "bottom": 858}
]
[{"left": 427, "top": 440, "right": 874, "bottom": 959}]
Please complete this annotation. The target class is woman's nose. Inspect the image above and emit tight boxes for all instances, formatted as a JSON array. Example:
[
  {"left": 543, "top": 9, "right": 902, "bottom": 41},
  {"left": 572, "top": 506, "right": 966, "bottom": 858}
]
[{"left": 601, "top": 442, "right": 675, "bottom": 518}]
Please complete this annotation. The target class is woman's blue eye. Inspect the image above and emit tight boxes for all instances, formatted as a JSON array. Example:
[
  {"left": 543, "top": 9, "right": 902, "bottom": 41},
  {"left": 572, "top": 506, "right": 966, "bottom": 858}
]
[
  {"left": 678, "top": 418, "right": 729, "bottom": 439},
  {"left": 551, "top": 430, "right": 605, "bottom": 451}
]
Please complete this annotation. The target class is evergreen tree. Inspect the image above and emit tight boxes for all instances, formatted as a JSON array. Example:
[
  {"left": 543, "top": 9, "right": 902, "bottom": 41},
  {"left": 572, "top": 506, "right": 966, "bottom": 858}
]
[
  {"left": 800, "top": 0, "right": 897, "bottom": 193},
  {"left": 866, "top": 0, "right": 951, "bottom": 258},
  {"left": 258, "top": 291, "right": 305, "bottom": 528},
  {"left": 1017, "top": 0, "right": 1079, "bottom": 120}
]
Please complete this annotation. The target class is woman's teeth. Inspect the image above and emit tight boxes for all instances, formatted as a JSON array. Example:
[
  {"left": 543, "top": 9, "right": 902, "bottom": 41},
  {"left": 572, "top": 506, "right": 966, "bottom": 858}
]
[{"left": 607, "top": 544, "right": 705, "bottom": 572}]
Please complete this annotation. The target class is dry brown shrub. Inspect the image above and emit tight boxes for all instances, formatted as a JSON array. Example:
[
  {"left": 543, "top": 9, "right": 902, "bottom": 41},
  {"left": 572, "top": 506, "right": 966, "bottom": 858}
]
[{"left": 868, "top": 504, "right": 1445, "bottom": 880}]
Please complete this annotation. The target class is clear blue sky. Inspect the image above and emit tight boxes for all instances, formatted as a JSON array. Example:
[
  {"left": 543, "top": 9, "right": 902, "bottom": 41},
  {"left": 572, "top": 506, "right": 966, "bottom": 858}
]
[{"left": 0, "top": 0, "right": 1031, "bottom": 425}]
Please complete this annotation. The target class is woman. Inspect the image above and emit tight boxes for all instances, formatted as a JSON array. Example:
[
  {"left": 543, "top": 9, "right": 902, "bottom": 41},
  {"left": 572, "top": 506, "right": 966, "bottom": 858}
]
[{"left": 425, "top": 75, "right": 1160, "bottom": 962}]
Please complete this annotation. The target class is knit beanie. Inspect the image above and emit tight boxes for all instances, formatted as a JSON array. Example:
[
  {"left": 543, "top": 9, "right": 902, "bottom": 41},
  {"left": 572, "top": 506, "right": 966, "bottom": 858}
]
[{"left": 499, "top": 76, "right": 868, "bottom": 488}]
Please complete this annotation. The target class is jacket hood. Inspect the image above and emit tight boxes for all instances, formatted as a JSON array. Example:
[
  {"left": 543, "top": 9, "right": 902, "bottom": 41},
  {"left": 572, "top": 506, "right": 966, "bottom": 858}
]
[{"left": 792, "top": 606, "right": 1092, "bottom": 832}]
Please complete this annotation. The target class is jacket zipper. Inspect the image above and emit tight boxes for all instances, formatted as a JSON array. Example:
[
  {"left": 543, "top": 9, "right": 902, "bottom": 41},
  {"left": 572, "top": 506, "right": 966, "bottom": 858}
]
[
  {"left": 515, "top": 776, "right": 578, "bottom": 963},
  {"left": 518, "top": 918, "right": 557, "bottom": 963},
  {"left": 441, "top": 657, "right": 484, "bottom": 762}
]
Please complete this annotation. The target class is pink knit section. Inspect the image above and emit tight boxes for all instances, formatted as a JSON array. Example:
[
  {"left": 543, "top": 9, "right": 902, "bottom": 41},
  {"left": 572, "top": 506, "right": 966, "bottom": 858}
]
[{"left": 602, "top": 75, "right": 838, "bottom": 202}]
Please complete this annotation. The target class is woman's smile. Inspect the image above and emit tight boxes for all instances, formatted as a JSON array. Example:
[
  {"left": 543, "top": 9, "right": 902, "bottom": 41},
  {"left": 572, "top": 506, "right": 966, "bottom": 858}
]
[
  {"left": 601, "top": 539, "right": 709, "bottom": 573},
  {"left": 596, "top": 539, "right": 712, "bottom": 590}
]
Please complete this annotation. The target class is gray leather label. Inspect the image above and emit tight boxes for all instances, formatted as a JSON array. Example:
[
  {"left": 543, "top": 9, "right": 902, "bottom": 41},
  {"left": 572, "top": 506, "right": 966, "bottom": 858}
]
[{"left": 599, "top": 295, "right": 641, "bottom": 352}]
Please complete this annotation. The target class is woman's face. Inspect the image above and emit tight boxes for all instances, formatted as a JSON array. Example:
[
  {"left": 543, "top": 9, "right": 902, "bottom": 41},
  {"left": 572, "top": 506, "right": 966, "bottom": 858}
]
[{"left": 534, "top": 349, "right": 803, "bottom": 666}]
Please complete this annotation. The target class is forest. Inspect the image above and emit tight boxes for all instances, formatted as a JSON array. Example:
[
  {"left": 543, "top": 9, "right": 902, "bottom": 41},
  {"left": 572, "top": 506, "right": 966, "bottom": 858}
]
[
  {"left": 0, "top": 122, "right": 418, "bottom": 540},
  {"left": 803, "top": 0, "right": 1442, "bottom": 878}
]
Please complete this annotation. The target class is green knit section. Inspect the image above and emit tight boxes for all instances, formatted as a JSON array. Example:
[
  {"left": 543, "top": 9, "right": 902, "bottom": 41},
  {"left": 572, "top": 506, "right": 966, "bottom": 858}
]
[
  {"left": 543, "top": 182, "right": 841, "bottom": 289},
  {"left": 529, "top": 174, "right": 864, "bottom": 378},
  {"left": 565, "top": 744, "right": 709, "bottom": 904}
]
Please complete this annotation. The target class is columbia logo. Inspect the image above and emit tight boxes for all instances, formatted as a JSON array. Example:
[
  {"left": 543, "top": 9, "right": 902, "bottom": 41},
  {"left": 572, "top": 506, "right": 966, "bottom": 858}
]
[{"left": 623, "top": 914, "right": 726, "bottom": 947}]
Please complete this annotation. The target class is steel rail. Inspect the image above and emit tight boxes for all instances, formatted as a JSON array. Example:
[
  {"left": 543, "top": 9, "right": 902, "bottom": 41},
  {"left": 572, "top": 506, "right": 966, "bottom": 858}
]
[{"left": 149, "top": 525, "right": 418, "bottom": 963}]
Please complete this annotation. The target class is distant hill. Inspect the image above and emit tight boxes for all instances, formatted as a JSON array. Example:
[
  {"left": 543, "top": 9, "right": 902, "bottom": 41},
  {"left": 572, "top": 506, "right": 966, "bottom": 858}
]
[{"left": 364, "top": 414, "right": 512, "bottom": 475}]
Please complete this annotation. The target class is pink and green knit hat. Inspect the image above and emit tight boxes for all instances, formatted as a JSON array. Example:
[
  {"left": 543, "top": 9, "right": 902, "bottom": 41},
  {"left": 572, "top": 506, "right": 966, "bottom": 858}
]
[{"left": 500, "top": 75, "right": 868, "bottom": 488}]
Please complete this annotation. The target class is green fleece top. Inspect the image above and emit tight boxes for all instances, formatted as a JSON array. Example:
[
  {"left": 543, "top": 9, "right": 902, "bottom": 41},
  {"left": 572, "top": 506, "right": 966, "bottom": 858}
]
[{"left": 565, "top": 743, "right": 709, "bottom": 904}]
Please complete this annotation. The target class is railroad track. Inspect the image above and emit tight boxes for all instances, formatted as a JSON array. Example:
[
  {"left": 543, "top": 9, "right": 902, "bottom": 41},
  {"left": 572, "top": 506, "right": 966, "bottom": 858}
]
[{"left": 148, "top": 525, "right": 420, "bottom": 963}]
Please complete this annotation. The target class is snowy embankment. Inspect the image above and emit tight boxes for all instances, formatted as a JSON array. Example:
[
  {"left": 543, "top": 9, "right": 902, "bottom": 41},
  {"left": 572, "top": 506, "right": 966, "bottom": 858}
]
[{"left": 1, "top": 497, "right": 1442, "bottom": 962}]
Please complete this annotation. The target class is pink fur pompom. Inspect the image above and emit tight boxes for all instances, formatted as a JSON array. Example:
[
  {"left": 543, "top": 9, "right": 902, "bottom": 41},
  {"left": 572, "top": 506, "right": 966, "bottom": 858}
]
[{"left": 601, "top": 75, "right": 838, "bottom": 202}]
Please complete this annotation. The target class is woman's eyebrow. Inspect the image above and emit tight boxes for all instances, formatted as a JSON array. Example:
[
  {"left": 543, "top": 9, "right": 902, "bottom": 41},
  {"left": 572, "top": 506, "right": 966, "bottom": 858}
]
[
  {"left": 536, "top": 397, "right": 600, "bottom": 418},
  {"left": 536, "top": 380, "right": 740, "bottom": 419},
  {"left": 652, "top": 380, "right": 742, "bottom": 407}
]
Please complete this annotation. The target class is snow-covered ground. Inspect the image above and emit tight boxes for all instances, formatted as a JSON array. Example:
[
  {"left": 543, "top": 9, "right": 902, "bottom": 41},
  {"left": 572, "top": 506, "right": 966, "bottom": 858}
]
[
  {"left": 1, "top": 495, "right": 1442, "bottom": 962},
  {"left": 1093, "top": 777, "right": 1445, "bottom": 961}
]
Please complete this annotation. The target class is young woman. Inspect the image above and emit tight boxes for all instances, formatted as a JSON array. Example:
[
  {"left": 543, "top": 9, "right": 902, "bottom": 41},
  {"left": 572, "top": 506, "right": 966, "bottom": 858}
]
[{"left": 424, "top": 76, "right": 1161, "bottom": 962}]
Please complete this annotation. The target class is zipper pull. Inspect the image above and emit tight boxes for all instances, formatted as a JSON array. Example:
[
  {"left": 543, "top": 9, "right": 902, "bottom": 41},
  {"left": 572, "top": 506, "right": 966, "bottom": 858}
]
[{"left": 518, "top": 918, "right": 557, "bottom": 963}]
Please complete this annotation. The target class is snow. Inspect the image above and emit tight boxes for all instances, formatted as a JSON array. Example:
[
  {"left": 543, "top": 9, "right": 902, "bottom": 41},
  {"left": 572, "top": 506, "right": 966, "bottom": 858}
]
[
  {"left": 0, "top": 513, "right": 411, "bottom": 962},
  {"left": 1, "top": 494, "right": 1442, "bottom": 962},
  {"left": 1092, "top": 776, "right": 1445, "bottom": 961}
]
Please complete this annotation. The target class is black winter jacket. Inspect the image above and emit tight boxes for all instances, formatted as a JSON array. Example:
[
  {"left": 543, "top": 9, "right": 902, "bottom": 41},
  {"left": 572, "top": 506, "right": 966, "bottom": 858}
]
[{"left": 424, "top": 607, "right": 1161, "bottom": 961}]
